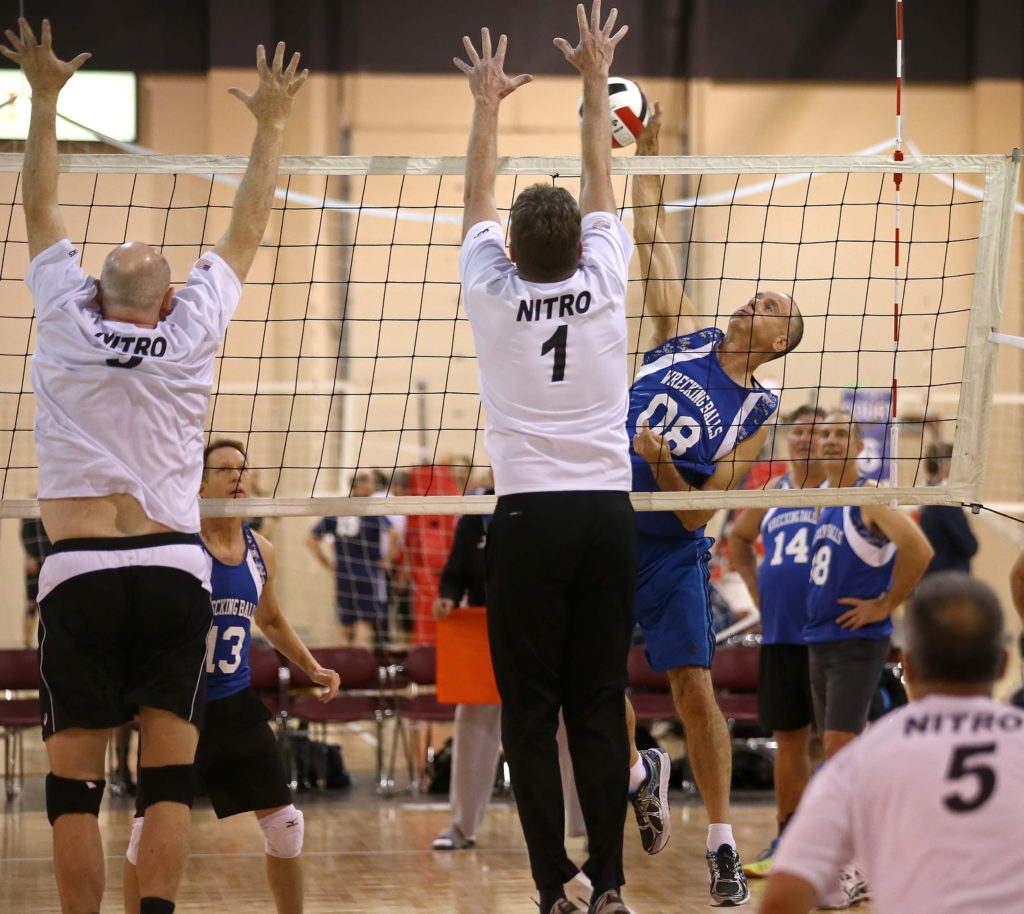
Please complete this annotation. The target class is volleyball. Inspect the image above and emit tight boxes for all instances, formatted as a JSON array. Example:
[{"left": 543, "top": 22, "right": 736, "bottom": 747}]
[{"left": 578, "top": 76, "right": 650, "bottom": 148}]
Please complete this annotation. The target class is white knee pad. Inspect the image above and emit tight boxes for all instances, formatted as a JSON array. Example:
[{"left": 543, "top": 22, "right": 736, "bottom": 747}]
[
  {"left": 259, "top": 804, "right": 304, "bottom": 859},
  {"left": 126, "top": 817, "right": 144, "bottom": 866}
]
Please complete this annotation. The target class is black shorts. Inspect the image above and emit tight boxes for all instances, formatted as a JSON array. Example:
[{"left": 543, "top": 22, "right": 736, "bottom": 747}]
[
  {"left": 194, "top": 687, "right": 292, "bottom": 818},
  {"left": 37, "top": 533, "right": 212, "bottom": 739},
  {"left": 757, "top": 643, "right": 814, "bottom": 733}
]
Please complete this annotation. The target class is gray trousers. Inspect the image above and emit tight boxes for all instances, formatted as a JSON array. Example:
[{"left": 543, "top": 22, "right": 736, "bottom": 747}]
[{"left": 450, "top": 703, "right": 585, "bottom": 840}]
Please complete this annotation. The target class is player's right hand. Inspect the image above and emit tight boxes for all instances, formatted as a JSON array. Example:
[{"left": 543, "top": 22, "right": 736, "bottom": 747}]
[
  {"left": 228, "top": 42, "right": 308, "bottom": 129},
  {"left": 636, "top": 101, "right": 663, "bottom": 155},
  {"left": 0, "top": 19, "right": 90, "bottom": 97}
]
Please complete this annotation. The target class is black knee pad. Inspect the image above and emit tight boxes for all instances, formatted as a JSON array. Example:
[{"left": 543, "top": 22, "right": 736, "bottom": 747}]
[
  {"left": 137, "top": 765, "right": 195, "bottom": 812},
  {"left": 45, "top": 773, "right": 105, "bottom": 826}
]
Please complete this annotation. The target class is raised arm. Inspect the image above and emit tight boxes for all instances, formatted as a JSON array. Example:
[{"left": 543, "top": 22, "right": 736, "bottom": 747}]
[
  {"left": 254, "top": 535, "right": 340, "bottom": 702},
  {"left": 554, "top": 0, "right": 628, "bottom": 217},
  {"left": 631, "top": 103, "right": 698, "bottom": 347},
  {"left": 455, "top": 29, "right": 532, "bottom": 239},
  {"left": 1, "top": 19, "right": 90, "bottom": 259},
  {"left": 212, "top": 42, "right": 307, "bottom": 283}
]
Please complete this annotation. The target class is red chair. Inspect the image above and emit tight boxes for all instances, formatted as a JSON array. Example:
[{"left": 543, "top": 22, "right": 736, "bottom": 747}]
[
  {"left": 710, "top": 644, "right": 761, "bottom": 728},
  {"left": 249, "top": 644, "right": 289, "bottom": 721},
  {"left": 627, "top": 645, "right": 676, "bottom": 724},
  {"left": 386, "top": 643, "right": 456, "bottom": 793},
  {"left": 0, "top": 648, "right": 41, "bottom": 800},
  {"left": 286, "top": 647, "right": 387, "bottom": 791}
]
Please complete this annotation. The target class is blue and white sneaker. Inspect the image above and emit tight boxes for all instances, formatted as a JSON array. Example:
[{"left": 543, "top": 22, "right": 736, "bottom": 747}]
[{"left": 629, "top": 747, "right": 671, "bottom": 855}]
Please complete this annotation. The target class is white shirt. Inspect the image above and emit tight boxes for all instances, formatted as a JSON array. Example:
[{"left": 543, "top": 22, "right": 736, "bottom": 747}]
[
  {"left": 28, "top": 239, "right": 242, "bottom": 533},
  {"left": 460, "top": 212, "right": 633, "bottom": 496},
  {"left": 774, "top": 694, "right": 1024, "bottom": 913}
]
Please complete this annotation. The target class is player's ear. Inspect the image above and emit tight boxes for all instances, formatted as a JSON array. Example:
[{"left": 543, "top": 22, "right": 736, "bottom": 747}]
[
  {"left": 773, "top": 334, "right": 789, "bottom": 355},
  {"left": 508, "top": 242, "right": 517, "bottom": 264},
  {"left": 996, "top": 647, "right": 1009, "bottom": 681},
  {"left": 94, "top": 278, "right": 103, "bottom": 304},
  {"left": 158, "top": 286, "right": 176, "bottom": 320}
]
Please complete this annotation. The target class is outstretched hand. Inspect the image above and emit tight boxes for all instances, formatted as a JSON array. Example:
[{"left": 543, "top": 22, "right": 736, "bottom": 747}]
[
  {"left": 636, "top": 100, "right": 663, "bottom": 155},
  {"left": 553, "top": 0, "right": 628, "bottom": 76},
  {"left": 0, "top": 18, "right": 89, "bottom": 97},
  {"left": 229, "top": 42, "right": 308, "bottom": 129},
  {"left": 454, "top": 28, "right": 533, "bottom": 104}
]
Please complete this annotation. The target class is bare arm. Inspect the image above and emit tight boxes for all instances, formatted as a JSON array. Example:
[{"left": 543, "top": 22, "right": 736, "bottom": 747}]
[
  {"left": 455, "top": 30, "right": 532, "bottom": 239},
  {"left": 1, "top": 19, "right": 90, "bottom": 259},
  {"left": 254, "top": 535, "right": 340, "bottom": 701},
  {"left": 554, "top": 0, "right": 628, "bottom": 217},
  {"left": 305, "top": 531, "right": 334, "bottom": 572},
  {"left": 836, "top": 504, "right": 934, "bottom": 631},
  {"left": 631, "top": 103, "right": 697, "bottom": 347},
  {"left": 633, "top": 423, "right": 767, "bottom": 531},
  {"left": 1010, "top": 552, "right": 1024, "bottom": 625},
  {"left": 726, "top": 503, "right": 769, "bottom": 606},
  {"left": 211, "top": 42, "right": 308, "bottom": 283}
]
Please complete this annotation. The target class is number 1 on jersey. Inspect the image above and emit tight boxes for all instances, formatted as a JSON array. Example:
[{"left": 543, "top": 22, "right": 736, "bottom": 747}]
[{"left": 541, "top": 324, "right": 568, "bottom": 382}]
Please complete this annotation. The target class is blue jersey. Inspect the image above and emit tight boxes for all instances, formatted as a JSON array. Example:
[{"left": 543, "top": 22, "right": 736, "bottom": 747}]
[
  {"left": 804, "top": 480, "right": 896, "bottom": 643},
  {"left": 312, "top": 514, "right": 390, "bottom": 588},
  {"left": 757, "top": 474, "right": 817, "bottom": 644},
  {"left": 627, "top": 328, "right": 778, "bottom": 538},
  {"left": 201, "top": 525, "right": 267, "bottom": 702}
]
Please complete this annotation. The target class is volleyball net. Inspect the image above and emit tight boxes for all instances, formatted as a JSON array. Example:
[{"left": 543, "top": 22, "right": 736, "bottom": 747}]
[{"left": 0, "top": 151, "right": 1018, "bottom": 521}]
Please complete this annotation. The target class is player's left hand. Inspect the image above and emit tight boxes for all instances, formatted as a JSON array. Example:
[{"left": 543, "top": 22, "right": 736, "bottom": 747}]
[
  {"left": 310, "top": 666, "right": 341, "bottom": 702},
  {"left": 836, "top": 596, "right": 893, "bottom": 630}
]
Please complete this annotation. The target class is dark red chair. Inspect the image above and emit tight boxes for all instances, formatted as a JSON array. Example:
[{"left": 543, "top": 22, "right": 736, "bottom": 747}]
[
  {"left": 386, "top": 644, "right": 457, "bottom": 793},
  {"left": 249, "top": 644, "right": 289, "bottom": 721},
  {"left": 626, "top": 645, "right": 676, "bottom": 724},
  {"left": 286, "top": 647, "right": 387, "bottom": 790},
  {"left": 710, "top": 644, "right": 761, "bottom": 727},
  {"left": 0, "top": 648, "right": 42, "bottom": 799}
]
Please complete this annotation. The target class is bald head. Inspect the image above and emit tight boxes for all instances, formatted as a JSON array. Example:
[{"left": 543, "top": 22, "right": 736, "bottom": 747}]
[
  {"left": 99, "top": 242, "right": 172, "bottom": 318},
  {"left": 906, "top": 573, "right": 1006, "bottom": 687}
]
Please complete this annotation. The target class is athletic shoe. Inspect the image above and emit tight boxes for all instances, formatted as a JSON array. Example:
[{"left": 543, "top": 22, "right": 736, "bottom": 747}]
[
  {"left": 629, "top": 747, "right": 671, "bottom": 854},
  {"left": 706, "top": 844, "right": 751, "bottom": 907},
  {"left": 431, "top": 825, "right": 474, "bottom": 850},
  {"left": 545, "top": 899, "right": 584, "bottom": 914},
  {"left": 741, "top": 836, "right": 779, "bottom": 878},
  {"left": 840, "top": 867, "right": 870, "bottom": 906},
  {"left": 587, "top": 890, "right": 630, "bottom": 914}
]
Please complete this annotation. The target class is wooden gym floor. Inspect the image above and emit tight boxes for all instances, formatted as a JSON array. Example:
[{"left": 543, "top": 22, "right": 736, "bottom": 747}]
[{"left": 0, "top": 722, "right": 878, "bottom": 913}]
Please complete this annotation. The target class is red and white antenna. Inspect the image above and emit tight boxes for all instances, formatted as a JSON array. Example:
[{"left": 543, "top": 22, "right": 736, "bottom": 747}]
[{"left": 889, "top": 0, "right": 904, "bottom": 492}]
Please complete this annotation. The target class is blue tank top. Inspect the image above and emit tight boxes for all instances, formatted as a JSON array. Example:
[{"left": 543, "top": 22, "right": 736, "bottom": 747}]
[
  {"left": 627, "top": 328, "right": 778, "bottom": 537},
  {"left": 757, "top": 474, "right": 817, "bottom": 645},
  {"left": 804, "top": 479, "right": 896, "bottom": 642},
  {"left": 200, "top": 525, "right": 267, "bottom": 702}
]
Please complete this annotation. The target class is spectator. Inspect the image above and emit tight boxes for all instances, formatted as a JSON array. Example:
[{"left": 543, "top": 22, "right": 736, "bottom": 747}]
[{"left": 918, "top": 442, "right": 978, "bottom": 576}]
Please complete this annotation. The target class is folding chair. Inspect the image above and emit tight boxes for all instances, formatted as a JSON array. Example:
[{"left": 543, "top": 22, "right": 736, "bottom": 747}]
[
  {"left": 287, "top": 647, "right": 387, "bottom": 791},
  {"left": 386, "top": 643, "right": 457, "bottom": 793},
  {"left": 0, "top": 648, "right": 41, "bottom": 800}
]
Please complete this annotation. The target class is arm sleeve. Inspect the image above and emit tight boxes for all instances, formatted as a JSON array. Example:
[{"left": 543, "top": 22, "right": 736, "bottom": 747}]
[
  {"left": 459, "top": 221, "right": 509, "bottom": 297},
  {"left": 25, "top": 239, "right": 98, "bottom": 322},
  {"left": 438, "top": 514, "right": 480, "bottom": 603},
  {"left": 771, "top": 755, "right": 858, "bottom": 902},
  {"left": 311, "top": 517, "right": 334, "bottom": 539},
  {"left": 165, "top": 252, "right": 243, "bottom": 351},
  {"left": 944, "top": 508, "right": 979, "bottom": 558},
  {"left": 580, "top": 212, "right": 634, "bottom": 297}
]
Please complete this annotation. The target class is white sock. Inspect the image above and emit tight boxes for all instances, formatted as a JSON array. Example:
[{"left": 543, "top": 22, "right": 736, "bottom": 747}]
[
  {"left": 627, "top": 755, "right": 648, "bottom": 793},
  {"left": 707, "top": 823, "right": 735, "bottom": 852}
]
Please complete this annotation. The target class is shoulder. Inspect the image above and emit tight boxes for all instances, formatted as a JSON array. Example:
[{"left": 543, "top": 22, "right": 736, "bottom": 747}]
[{"left": 643, "top": 326, "right": 722, "bottom": 362}]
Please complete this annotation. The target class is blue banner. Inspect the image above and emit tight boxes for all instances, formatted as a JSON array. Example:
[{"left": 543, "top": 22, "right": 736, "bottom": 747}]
[{"left": 839, "top": 387, "right": 892, "bottom": 482}]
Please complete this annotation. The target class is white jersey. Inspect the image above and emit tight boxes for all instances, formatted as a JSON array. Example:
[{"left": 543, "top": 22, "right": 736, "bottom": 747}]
[
  {"left": 774, "top": 694, "right": 1024, "bottom": 913},
  {"left": 460, "top": 212, "right": 633, "bottom": 496},
  {"left": 28, "top": 239, "right": 242, "bottom": 533}
]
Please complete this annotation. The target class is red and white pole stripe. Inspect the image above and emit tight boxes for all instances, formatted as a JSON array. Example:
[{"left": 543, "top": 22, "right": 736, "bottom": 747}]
[{"left": 890, "top": 0, "right": 904, "bottom": 490}]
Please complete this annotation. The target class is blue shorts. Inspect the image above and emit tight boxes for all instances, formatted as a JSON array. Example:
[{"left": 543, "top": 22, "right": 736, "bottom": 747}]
[
  {"left": 336, "top": 572, "right": 386, "bottom": 628},
  {"left": 633, "top": 534, "right": 716, "bottom": 672}
]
